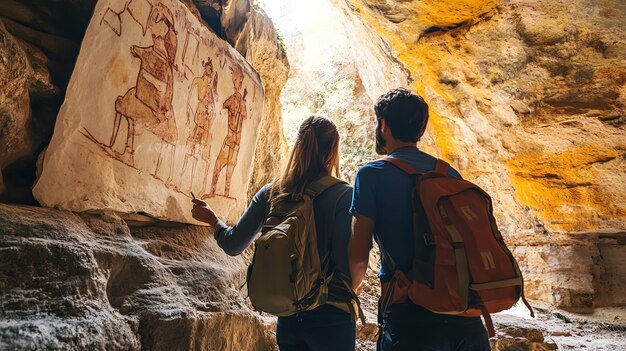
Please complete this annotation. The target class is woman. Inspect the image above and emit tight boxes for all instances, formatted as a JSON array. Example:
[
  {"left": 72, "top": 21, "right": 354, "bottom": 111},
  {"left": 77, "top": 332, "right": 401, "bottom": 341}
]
[{"left": 191, "top": 116, "right": 356, "bottom": 351}]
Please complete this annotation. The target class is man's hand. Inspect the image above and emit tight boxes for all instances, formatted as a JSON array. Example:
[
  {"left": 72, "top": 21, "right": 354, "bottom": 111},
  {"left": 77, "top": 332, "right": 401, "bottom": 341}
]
[{"left": 191, "top": 199, "right": 218, "bottom": 226}]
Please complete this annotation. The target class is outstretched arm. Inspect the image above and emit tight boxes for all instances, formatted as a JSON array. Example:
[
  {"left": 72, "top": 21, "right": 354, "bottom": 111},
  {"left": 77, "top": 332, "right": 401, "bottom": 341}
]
[
  {"left": 349, "top": 214, "right": 374, "bottom": 293},
  {"left": 191, "top": 185, "right": 270, "bottom": 256}
]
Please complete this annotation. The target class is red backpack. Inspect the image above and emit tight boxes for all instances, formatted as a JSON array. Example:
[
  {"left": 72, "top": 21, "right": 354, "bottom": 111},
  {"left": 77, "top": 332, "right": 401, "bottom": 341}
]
[{"left": 379, "top": 157, "right": 534, "bottom": 337}]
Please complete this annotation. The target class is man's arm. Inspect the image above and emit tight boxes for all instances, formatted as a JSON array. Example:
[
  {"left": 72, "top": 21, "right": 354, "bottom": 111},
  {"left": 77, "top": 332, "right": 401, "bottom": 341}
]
[{"left": 349, "top": 213, "right": 374, "bottom": 294}]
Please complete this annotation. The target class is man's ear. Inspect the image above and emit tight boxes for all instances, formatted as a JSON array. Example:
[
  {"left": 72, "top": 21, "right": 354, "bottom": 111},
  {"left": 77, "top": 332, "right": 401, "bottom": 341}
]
[{"left": 380, "top": 119, "right": 388, "bottom": 133}]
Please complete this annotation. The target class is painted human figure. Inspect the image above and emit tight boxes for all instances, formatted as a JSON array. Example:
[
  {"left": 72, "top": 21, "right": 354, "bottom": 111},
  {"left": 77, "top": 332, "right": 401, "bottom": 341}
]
[
  {"left": 206, "top": 66, "right": 247, "bottom": 199},
  {"left": 180, "top": 58, "right": 218, "bottom": 194},
  {"left": 87, "top": 3, "right": 178, "bottom": 183}
]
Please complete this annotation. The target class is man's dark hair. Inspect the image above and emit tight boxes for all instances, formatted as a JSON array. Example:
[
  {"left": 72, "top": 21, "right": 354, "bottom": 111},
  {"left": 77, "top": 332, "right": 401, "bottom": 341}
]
[{"left": 374, "top": 88, "right": 429, "bottom": 142}]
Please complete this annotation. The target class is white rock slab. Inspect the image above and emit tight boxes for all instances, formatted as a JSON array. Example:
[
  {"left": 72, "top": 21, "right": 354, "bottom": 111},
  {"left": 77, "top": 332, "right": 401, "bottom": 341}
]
[{"left": 33, "top": 0, "right": 264, "bottom": 224}]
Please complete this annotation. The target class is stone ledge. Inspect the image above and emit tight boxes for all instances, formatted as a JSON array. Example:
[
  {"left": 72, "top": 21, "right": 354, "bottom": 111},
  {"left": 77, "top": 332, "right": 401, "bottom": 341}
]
[{"left": 0, "top": 203, "right": 274, "bottom": 350}]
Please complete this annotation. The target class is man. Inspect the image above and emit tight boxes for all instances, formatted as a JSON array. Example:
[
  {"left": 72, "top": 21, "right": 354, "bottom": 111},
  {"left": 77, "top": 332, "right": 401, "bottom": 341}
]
[{"left": 348, "top": 88, "right": 490, "bottom": 350}]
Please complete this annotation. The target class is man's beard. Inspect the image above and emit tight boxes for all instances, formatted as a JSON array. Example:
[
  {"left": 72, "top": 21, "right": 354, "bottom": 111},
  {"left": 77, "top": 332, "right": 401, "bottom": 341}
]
[{"left": 375, "top": 123, "right": 387, "bottom": 155}]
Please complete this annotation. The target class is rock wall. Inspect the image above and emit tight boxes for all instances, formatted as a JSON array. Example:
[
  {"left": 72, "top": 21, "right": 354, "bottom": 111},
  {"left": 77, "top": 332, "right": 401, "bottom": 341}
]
[
  {"left": 0, "top": 203, "right": 275, "bottom": 350},
  {"left": 512, "top": 230, "right": 626, "bottom": 309},
  {"left": 339, "top": 0, "right": 625, "bottom": 309},
  {"left": 0, "top": 0, "right": 83, "bottom": 203}
]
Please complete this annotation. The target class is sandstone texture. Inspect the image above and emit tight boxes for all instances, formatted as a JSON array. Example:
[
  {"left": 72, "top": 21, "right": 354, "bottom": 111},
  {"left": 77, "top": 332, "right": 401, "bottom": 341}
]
[
  {"left": 341, "top": 0, "right": 626, "bottom": 309},
  {"left": 0, "top": 1, "right": 288, "bottom": 349},
  {"left": 0, "top": 20, "right": 34, "bottom": 198},
  {"left": 33, "top": 0, "right": 265, "bottom": 224},
  {"left": 0, "top": 203, "right": 275, "bottom": 350},
  {"left": 512, "top": 230, "right": 626, "bottom": 310}
]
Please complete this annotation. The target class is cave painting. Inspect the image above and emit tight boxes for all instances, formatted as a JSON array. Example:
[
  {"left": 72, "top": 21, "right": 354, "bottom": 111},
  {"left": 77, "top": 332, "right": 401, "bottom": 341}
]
[
  {"left": 207, "top": 65, "right": 247, "bottom": 199},
  {"left": 83, "top": 2, "right": 178, "bottom": 184},
  {"left": 179, "top": 58, "right": 219, "bottom": 195},
  {"left": 32, "top": 0, "right": 264, "bottom": 225}
]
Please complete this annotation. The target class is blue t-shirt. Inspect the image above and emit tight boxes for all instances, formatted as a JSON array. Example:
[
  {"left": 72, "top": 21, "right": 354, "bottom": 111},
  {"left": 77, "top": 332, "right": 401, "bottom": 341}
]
[{"left": 350, "top": 146, "right": 461, "bottom": 283}]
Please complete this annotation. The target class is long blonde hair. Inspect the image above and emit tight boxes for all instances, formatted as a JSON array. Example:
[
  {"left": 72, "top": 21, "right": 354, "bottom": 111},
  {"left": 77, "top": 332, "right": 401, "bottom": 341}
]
[{"left": 275, "top": 116, "right": 340, "bottom": 201}]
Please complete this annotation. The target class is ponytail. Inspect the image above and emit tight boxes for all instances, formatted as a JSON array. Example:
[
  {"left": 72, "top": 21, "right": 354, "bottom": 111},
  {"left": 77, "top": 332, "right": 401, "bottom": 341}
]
[{"left": 275, "top": 116, "right": 340, "bottom": 201}]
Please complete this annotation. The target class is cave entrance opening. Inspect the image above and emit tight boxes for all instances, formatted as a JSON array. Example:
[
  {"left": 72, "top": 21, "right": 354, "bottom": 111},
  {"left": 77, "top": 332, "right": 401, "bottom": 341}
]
[{"left": 260, "top": 0, "right": 385, "bottom": 182}]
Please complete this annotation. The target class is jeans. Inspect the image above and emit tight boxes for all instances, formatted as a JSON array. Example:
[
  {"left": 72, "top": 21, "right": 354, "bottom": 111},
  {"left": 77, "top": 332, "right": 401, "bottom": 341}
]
[
  {"left": 277, "top": 304, "right": 356, "bottom": 351},
  {"left": 377, "top": 303, "right": 490, "bottom": 351}
]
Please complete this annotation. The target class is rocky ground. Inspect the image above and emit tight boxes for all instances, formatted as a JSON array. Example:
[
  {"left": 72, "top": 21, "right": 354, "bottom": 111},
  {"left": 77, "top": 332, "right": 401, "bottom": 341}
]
[{"left": 490, "top": 304, "right": 626, "bottom": 351}]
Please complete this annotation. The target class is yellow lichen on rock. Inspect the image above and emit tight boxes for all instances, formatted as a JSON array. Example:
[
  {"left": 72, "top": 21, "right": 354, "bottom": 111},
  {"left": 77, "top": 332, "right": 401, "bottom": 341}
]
[
  {"left": 346, "top": 0, "right": 485, "bottom": 160},
  {"left": 414, "top": 0, "right": 498, "bottom": 28},
  {"left": 347, "top": 0, "right": 625, "bottom": 237},
  {"left": 507, "top": 146, "right": 623, "bottom": 232}
]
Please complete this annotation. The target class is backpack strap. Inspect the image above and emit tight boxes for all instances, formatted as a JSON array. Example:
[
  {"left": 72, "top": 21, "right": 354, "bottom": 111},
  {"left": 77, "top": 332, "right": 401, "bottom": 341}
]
[
  {"left": 303, "top": 175, "right": 347, "bottom": 271},
  {"left": 381, "top": 157, "right": 419, "bottom": 175},
  {"left": 377, "top": 156, "right": 445, "bottom": 319},
  {"left": 268, "top": 176, "right": 345, "bottom": 214},
  {"left": 381, "top": 156, "right": 450, "bottom": 176},
  {"left": 434, "top": 159, "right": 450, "bottom": 175},
  {"left": 304, "top": 176, "right": 347, "bottom": 198},
  {"left": 377, "top": 156, "right": 423, "bottom": 273},
  {"left": 335, "top": 276, "right": 367, "bottom": 325}
]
